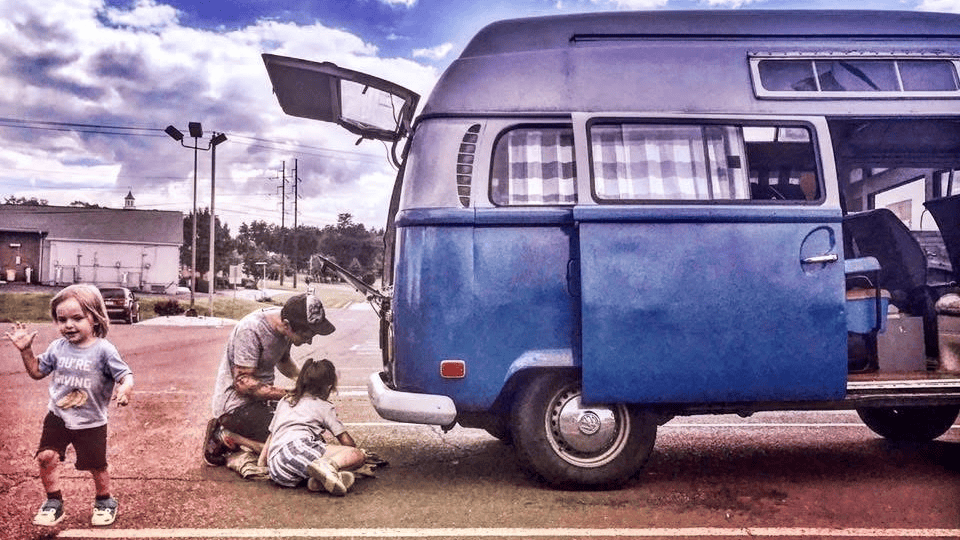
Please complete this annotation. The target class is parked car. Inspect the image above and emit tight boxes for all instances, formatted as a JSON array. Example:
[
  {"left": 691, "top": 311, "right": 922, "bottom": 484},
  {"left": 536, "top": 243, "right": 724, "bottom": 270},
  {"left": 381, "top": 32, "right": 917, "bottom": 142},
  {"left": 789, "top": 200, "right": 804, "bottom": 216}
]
[{"left": 100, "top": 287, "right": 140, "bottom": 324}]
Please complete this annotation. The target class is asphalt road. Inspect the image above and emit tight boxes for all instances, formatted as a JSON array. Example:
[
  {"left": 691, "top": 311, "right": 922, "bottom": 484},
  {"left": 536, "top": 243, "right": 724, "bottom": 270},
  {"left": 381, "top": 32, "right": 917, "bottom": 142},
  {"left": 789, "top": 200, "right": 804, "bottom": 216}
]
[{"left": 1, "top": 304, "right": 959, "bottom": 540}]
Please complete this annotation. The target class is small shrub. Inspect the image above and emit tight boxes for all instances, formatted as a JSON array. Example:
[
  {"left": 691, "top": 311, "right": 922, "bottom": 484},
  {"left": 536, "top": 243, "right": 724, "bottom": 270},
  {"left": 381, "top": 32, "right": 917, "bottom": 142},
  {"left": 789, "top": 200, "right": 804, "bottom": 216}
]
[{"left": 153, "top": 299, "right": 186, "bottom": 317}]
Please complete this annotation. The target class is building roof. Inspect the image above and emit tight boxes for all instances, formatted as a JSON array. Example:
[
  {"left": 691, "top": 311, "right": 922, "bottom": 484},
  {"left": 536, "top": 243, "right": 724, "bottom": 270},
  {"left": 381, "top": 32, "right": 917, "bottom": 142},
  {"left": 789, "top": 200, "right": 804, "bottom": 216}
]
[{"left": 0, "top": 205, "right": 182, "bottom": 245}]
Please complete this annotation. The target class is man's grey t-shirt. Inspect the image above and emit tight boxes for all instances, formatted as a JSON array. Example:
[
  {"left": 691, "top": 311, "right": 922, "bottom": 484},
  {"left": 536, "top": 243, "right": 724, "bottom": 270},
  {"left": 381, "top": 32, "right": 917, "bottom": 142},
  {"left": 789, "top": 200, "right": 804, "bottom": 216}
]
[{"left": 211, "top": 307, "right": 292, "bottom": 417}]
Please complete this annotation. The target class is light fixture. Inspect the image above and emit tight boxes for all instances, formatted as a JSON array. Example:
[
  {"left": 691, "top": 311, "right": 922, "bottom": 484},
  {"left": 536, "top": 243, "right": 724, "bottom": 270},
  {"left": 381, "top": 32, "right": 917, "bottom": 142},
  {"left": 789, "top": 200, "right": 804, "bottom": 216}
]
[
  {"left": 164, "top": 125, "right": 184, "bottom": 141},
  {"left": 188, "top": 122, "right": 203, "bottom": 138}
]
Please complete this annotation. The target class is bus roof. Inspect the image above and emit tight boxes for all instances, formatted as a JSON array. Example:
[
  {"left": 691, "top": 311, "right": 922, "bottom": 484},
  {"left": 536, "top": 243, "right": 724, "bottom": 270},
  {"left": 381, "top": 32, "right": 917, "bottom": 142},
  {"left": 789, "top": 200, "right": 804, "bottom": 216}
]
[
  {"left": 420, "top": 10, "right": 960, "bottom": 118},
  {"left": 460, "top": 10, "right": 960, "bottom": 58}
]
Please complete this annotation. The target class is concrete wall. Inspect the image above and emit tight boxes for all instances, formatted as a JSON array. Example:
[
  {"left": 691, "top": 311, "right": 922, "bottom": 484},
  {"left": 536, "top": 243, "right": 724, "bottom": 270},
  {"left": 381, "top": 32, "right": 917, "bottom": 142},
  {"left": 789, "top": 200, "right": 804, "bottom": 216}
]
[
  {"left": 47, "top": 240, "right": 180, "bottom": 293},
  {"left": 1, "top": 205, "right": 182, "bottom": 292}
]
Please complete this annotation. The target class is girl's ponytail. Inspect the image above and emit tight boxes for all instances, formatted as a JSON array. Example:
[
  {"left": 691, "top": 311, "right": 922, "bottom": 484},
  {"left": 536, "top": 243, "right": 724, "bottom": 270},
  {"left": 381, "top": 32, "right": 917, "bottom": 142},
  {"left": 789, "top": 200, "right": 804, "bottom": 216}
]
[{"left": 288, "top": 358, "right": 337, "bottom": 405}]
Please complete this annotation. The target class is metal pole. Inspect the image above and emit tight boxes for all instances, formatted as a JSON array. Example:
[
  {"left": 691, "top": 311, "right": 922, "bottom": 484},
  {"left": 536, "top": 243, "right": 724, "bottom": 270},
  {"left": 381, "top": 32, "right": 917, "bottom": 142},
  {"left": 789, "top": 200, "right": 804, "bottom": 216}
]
[
  {"left": 191, "top": 138, "right": 198, "bottom": 313},
  {"left": 293, "top": 158, "right": 298, "bottom": 289},
  {"left": 208, "top": 138, "right": 217, "bottom": 317}
]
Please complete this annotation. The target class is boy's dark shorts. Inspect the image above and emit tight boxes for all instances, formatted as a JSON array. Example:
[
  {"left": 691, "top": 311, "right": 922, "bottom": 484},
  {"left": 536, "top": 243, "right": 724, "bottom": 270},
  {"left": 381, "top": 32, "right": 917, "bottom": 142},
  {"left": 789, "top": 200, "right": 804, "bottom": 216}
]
[{"left": 36, "top": 411, "right": 108, "bottom": 471}]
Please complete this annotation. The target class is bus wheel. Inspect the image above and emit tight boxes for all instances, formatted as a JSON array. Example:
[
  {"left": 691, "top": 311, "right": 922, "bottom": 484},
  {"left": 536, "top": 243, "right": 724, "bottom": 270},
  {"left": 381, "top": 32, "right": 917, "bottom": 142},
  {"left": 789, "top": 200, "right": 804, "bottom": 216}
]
[
  {"left": 482, "top": 417, "right": 514, "bottom": 445},
  {"left": 856, "top": 405, "right": 959, "bottom": 442},
  {"left": 511, "top": 371, "right": 656, "bottom": 488}
]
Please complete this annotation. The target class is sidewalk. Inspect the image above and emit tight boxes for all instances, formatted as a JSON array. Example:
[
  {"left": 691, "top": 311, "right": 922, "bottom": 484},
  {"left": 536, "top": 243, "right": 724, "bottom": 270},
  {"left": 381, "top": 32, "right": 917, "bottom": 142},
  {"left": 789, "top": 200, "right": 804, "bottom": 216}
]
[{"left": 138, "top": 314, "right": 238, "bottom": 327}]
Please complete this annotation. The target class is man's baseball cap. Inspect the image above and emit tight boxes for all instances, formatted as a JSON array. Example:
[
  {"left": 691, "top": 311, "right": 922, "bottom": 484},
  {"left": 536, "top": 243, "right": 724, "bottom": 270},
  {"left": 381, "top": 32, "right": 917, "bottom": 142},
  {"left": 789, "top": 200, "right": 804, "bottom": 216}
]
[{"left": 281, "top": 293, "right": 336, "bottom": 336}]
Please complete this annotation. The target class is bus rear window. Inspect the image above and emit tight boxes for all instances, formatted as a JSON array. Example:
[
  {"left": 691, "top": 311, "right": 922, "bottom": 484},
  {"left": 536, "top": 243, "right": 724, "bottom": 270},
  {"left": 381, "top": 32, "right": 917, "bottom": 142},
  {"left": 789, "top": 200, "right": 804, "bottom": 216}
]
[{"left": 490, "top": 126, "right": 577, "bottom": 206}]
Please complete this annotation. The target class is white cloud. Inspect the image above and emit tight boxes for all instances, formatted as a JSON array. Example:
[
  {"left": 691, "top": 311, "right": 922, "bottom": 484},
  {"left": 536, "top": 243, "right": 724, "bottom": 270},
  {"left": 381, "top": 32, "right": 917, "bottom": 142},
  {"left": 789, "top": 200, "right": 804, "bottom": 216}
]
[
  {"left": 917, "top": 0, "right": 960, "bottom": 13},
  {"left": 701, "top": 0, "right": 758, "bottom": 6},
  {"left": 591, "top": 0, "right": 669, "bottom": 8},
  {"left": 412, "top": 42, "right": 454, "bottom": 60},
  {"left": 0, "top": 0, "right": 439, "bottom": 230},
  {"left": 103, "top": 0, "right": 179, "bottom": 30},
  {"left": 379, "top": 0, "right": 417, "bottom": 7}
]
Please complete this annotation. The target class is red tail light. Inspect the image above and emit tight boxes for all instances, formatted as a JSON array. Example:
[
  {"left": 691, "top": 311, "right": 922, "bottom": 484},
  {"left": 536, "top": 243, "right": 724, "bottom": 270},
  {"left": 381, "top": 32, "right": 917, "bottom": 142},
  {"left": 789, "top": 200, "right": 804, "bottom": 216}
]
[{"left": 440, "top": 360, "right": 465, "bottom": 379}]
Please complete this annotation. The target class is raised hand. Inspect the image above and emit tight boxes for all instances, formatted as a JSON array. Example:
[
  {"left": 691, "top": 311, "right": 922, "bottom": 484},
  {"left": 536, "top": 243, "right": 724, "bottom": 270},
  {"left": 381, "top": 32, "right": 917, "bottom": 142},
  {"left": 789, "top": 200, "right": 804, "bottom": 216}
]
[{"left": 5, "top": 322, "right": 37, "bottom": 352}]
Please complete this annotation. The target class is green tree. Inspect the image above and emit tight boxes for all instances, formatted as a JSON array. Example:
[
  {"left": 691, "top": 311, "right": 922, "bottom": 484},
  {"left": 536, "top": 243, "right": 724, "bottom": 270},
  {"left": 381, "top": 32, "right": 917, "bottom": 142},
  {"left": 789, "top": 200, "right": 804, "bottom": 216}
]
[
  {"left": 235, "top": 212, "right": 383, "bottom": 283},
  {"left": 3, "top": 195, "right": 48, "bottom": 205},
  {"left": 181, "top": 208, "right": 237, "bottom": 276}
]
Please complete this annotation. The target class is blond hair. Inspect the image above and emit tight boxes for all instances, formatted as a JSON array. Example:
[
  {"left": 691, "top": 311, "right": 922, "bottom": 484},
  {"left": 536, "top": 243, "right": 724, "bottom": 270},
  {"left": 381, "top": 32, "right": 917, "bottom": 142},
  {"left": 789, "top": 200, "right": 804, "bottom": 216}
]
[{"left": 50, "top": 284, "right": 110, "bottom": 338}]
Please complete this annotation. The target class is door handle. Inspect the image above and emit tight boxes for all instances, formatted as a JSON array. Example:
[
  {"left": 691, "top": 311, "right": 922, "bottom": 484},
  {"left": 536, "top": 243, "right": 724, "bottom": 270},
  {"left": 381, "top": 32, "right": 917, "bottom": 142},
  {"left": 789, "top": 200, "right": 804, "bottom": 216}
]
[{"left": 801, "top": 253, "right": 839, "bottom": 265}]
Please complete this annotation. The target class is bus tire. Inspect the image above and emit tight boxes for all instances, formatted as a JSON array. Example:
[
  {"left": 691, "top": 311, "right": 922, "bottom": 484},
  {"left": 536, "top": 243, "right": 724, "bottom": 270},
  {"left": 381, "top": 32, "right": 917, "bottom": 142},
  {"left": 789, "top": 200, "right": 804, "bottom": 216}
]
[
  {"left": 482, "top": 416, "right": 514, "bottom": 445},
  {"left": 510, "top": 371, "right": 656, "bottom": 488},
  {"left": 856, "top": 405, "right": 960, "bottom": 442}
]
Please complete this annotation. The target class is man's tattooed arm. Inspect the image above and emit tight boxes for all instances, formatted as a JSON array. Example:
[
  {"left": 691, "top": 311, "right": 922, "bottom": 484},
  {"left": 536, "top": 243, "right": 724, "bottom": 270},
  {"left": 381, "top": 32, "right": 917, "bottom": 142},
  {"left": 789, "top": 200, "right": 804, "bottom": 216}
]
[{"left": 232, "top": 366, "right": 288, "bottom": 401}]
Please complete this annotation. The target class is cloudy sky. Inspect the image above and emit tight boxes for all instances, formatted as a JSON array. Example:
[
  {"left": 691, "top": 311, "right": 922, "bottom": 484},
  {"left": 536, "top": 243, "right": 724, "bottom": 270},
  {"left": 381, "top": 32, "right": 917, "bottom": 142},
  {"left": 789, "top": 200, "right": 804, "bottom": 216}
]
[{"left": 1, "top": 0, "right": 958, "bottom": 233}]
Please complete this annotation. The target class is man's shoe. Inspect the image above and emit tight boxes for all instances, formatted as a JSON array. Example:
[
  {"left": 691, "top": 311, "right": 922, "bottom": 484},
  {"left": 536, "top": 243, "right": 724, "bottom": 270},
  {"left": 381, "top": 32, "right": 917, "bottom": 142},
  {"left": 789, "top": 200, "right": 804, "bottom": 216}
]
[
  {"left": 33, "top": 498, "right": 64, "bottom": 527},
  {"left": 202, "top": 418, "right": 228, "bottom": 466},
  {"left": 91, "top": 497, "right": 118, "bottom": 526}
]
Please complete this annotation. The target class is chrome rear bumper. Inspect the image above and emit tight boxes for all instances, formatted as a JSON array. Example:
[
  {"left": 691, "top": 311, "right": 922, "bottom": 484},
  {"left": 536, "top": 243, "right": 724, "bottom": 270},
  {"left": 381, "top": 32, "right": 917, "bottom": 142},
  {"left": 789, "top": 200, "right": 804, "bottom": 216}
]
[{"left": 367, "top": 372, "right": 457, "bottom": 426}]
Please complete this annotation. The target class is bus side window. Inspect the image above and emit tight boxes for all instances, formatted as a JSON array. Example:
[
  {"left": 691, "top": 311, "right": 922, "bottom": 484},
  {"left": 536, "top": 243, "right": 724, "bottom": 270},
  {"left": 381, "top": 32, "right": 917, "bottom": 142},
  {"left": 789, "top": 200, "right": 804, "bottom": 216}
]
[
  {"left": 744, "top": 126, "right": 820, "bottom": 202},
  {"left": 587, "top": 122, "right": 820, "bottom": 203},
  {"left": 490, "top": 126, "right": 577, "bottom": 206},
  {"left": 589, "top": 123, "right": 751, "bottom": 201}
]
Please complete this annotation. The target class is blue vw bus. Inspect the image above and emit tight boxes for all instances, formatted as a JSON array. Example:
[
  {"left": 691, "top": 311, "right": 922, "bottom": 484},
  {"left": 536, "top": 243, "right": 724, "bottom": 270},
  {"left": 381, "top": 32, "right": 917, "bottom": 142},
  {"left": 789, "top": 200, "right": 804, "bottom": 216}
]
[{"left": 264, "top": 10, "right": 960, "bottom": 487}]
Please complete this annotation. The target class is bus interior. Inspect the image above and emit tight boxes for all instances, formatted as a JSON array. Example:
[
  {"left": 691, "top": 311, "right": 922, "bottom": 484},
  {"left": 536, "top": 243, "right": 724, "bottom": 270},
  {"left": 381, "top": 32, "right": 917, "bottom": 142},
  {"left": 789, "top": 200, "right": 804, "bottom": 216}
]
[{"left": 830, "top": 117, "right": 960, "bottom": 376}]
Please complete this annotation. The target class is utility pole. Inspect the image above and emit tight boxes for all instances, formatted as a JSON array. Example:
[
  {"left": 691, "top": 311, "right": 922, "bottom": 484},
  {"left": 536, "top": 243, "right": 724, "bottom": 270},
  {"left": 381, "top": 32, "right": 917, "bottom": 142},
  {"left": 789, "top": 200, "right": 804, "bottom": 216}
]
[
  {"left": 293, "top": 158, "right": 299, "bottom": 288},
  {"left": 278, "top": 161, "right": 286, "bottom": 287}
]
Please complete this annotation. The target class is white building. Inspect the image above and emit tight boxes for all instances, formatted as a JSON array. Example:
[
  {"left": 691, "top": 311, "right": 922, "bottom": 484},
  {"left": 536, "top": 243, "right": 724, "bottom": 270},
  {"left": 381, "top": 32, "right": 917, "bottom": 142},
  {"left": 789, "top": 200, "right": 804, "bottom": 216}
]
[{"left": 0, "top": 194, "right": 183, "bottom": 293}]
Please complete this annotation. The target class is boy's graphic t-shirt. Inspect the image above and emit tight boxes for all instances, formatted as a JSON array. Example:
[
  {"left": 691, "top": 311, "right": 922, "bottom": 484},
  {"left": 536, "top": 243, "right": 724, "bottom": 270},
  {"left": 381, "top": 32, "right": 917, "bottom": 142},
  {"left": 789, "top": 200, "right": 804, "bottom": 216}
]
[{"left": 38, "top": 338, "right": 132, "bottom": 429}]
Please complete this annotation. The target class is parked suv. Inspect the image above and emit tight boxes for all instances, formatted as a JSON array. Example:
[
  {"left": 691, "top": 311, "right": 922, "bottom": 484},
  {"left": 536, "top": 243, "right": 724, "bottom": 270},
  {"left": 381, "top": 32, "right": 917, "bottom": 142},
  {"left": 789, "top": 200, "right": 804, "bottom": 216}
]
[{"left": 100, "top": 287, "right": 140, "bottom": 324}]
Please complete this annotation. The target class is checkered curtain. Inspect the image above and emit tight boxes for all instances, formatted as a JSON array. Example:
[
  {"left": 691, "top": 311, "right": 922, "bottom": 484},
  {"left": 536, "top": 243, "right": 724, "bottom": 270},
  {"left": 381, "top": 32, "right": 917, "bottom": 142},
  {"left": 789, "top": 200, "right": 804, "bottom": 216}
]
[
  {"left": 591, "top": 124, "right": 749, "bottom": 201},
  {"left": 492, "top": 128, "right": 576, "bottom": 205},
  {"left": 704, "top": 126, "right": 750, "bottom": 200}
]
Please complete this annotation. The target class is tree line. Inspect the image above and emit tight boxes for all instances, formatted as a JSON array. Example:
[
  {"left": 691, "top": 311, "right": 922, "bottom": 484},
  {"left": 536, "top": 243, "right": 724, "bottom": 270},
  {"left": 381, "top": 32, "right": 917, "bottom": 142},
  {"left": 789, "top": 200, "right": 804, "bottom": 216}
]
[
  {"left": 185, "top": 210, "right": 384, "bottom": 287},
  {"left": 3, "top": 196, "right": 382, "bottom": 287}
]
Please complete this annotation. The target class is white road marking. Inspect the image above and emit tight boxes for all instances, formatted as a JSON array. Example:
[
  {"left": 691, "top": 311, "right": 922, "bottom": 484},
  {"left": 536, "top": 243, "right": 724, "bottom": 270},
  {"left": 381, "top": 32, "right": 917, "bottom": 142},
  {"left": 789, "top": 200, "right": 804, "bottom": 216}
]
[
  {"left": 341, "top": 420, "right": 960, "bottom": 429},
  {"left": 661, "top": 423, "right": 868, "bottom": 428},
  {"left": 57, "top": 527, "right": 960, "bottom": 538}
]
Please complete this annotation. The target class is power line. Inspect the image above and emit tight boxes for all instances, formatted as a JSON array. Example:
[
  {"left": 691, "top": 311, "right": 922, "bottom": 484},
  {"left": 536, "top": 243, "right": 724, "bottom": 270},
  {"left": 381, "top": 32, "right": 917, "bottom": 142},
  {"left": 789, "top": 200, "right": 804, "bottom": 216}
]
[
  {"left": 227, "top": 134, "right": 382, "bottom": 160},
  {"left": 0, "top": 117, "right": 164, "bottom": 133},
  {"left": 0, "top": 117, "right": 386, "bottom": 163}
]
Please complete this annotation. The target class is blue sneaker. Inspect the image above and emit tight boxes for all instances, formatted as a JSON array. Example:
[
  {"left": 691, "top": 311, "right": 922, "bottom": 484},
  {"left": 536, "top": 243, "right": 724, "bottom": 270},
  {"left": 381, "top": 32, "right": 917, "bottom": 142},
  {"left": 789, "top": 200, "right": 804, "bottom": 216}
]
[
  {"left": 33, "top": 498, "right": 64, "bottom": 526},
  {"left": 91, "top": 497, "right": 118, "bottom": 526}
]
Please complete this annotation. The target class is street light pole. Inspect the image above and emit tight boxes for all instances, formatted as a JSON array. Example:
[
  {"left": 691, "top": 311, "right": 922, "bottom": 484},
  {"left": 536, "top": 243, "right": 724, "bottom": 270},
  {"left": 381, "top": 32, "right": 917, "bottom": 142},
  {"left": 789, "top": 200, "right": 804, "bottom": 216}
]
[
  {"left": 208, "top": 132, "right": 227, "bottom": 317},
  {"left": 191, "top": 128, "right": 198, "bottom": 313},
  {"left": 165, "top": 122, "right": 220, "bottom": 317}
]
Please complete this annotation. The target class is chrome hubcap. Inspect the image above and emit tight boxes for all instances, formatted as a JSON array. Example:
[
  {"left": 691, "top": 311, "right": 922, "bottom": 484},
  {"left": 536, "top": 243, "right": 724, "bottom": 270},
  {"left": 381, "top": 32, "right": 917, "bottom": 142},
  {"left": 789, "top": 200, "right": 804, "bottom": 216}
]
[{"left": 547, "top": 385, "right": 629, "bottom": 467}]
